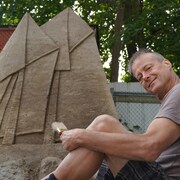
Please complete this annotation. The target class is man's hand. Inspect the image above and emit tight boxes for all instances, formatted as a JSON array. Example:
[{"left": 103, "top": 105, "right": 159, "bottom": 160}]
[{"left": 60, "top": 128, "right": 84, "bottom": 151}]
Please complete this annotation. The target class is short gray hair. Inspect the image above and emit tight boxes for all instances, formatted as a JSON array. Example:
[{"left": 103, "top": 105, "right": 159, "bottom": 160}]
[{"left": 128, "top": 49, "right": 165, "bottom": 75}]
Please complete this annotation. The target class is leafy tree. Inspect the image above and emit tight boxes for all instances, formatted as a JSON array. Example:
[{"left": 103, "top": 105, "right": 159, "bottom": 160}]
[
  {"left": 73, "top": 0, "right": 121, "bottom": 81},
  {"left": 0, "top": 0, "right": 75, "bottom": 25},
  {"left": 122, "top": 0, "right": 180, "bottom": 81},
  {"left": 0, "top": 0, "right": 180, "bottom": 82}
]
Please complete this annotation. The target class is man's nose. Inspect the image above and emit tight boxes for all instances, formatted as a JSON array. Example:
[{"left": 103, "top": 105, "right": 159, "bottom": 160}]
[{"left": 142, "top": 72, "right": 150, "bottom": 81}]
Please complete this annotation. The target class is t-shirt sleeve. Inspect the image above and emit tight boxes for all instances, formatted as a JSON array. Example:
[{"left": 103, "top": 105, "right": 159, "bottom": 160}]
[{"left": 155, "top": 85, "right": 180, "bottom": 125}]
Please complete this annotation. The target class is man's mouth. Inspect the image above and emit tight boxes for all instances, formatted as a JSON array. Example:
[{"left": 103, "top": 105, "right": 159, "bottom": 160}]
[{"left": 148, "top": 78, "right": 156, "bottom": 88}]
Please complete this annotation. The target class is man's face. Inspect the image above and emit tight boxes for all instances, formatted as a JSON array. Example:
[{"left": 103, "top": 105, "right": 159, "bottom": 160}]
[{"left": 131, "top": 53, "right": 172, "bottom": 95}]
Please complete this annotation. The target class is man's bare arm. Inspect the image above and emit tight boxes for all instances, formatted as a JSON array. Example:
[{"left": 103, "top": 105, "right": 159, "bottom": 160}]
[{"left": 78, "top": 118, "right": 180, "bottom": 161}]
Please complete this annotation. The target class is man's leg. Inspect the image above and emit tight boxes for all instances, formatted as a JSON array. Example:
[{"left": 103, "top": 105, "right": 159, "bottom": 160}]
[
  {"left": 53, "top": 148, "right": 104, "bottom": 179},
  {"left": 87, "top": 115, "right": 129, "bottom": 176},
  {"left": 46, "top": 115, "right": 129, "bottom": 180}
]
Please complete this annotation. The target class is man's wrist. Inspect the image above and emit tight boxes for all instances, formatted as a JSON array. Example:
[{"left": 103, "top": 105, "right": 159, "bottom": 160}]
[{"left": 76, "top": 129, "right": 86, "bottom": 147}]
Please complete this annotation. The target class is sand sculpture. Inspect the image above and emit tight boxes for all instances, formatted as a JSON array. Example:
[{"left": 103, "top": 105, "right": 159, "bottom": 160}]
[{"left": 0, "top": 8, "right": 117, "bottom": 179}]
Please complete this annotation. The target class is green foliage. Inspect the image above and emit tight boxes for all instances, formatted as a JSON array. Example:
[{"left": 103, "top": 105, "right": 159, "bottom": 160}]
[
  {"left": 121, "top": 72, "right": 131, "bottom": 82},
  {"left": 74, "top": 0, "right": 118, "bottom": 64},
  {"left": 103, "top": 67, "right": 111, "bottom": 81},
  {"left": 0, "top": 0, "right": 180, "bottom": 80},
  {"left": 0, "top": 0, "right": 75, "bottom": 25},
  {"left": 122, "top": 0, "right": 180, "bottom": 77}
]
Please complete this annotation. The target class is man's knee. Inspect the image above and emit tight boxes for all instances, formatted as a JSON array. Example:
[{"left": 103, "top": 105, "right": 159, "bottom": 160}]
[{"left": 87, "top": 114, "right": 119, "bottom": 132}]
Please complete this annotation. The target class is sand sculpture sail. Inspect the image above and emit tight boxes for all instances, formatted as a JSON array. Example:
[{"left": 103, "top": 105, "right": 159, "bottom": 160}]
[
  {"left": 0, "top": 13, "right": 59, "bottom": 145},
  {"left": 0, "top": 8, "right": 117, "bottom": 145}
]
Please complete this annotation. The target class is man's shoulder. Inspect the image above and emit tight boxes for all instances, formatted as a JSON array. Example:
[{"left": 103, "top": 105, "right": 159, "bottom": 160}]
[
  {"left": 163, "top": 83, "right": 180, "bottom": 103},
  {"left": 155, "top": 83, "right": 180, "bottom": 124}
]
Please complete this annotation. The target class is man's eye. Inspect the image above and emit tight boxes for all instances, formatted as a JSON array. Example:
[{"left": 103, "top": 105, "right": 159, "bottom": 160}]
[{"left": 146, "top": 66, "right": 151, "bottom": 71}]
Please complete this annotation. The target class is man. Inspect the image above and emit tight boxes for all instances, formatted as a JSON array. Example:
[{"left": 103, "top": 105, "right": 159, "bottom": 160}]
[{"left": 44, "top": 49, "right": 180, "bottom": 180}]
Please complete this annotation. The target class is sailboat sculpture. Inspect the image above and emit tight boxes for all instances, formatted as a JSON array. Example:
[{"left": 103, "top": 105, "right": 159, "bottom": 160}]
[{"left": 0, "top": 8, "right": 117, "bottom": 145}]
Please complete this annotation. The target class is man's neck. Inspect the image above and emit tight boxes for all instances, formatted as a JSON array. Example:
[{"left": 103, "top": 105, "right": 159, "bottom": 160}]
[{"left": 157, "top": 75, "right": 180, "bottom": 101}]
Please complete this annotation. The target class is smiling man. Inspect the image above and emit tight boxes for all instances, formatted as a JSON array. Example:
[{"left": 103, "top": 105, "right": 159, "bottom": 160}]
[
  {"left": 129, "top": 49, "right": 178, "bottom": 100},
  {"left": 43, "top": 49, "right": 180, "bottom": 180}
]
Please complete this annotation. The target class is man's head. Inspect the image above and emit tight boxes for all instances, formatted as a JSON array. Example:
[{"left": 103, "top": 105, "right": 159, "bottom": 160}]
[
  {"left": 128, "top": 49, "right": 177, "bottom": 100},
  {"left": 128, "top": 49, "right": 165, "bottom": 75}
]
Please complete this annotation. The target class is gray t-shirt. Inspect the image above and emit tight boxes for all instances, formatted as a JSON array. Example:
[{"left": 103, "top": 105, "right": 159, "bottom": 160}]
[{"left": 155, "top": 83, "right": 180, "bottom": 180}]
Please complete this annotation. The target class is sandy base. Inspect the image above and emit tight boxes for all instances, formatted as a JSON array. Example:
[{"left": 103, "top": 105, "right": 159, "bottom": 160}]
[{"left": 0, "top": 144, "right": 68, "bottom": 180}]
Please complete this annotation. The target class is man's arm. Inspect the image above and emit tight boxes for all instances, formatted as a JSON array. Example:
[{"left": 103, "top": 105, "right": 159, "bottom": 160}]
[{"left": 78, "top": 118, "right": 180, "bottom": 161}]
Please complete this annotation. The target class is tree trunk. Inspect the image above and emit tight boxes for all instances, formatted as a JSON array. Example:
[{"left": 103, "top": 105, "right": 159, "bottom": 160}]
[
  {"left": 110, "top": 6, "right": 124, "bottom": 82},
  {"left": 124, "top": 0, "right": 144, "bottom": 82},
  {"left": 110, "top": 0, "right": 144, "bottom": 82}
]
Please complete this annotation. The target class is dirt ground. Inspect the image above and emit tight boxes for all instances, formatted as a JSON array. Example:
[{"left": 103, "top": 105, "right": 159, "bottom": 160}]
[{"left": 0, "top": 144, "right": 68, "bottom": 180}]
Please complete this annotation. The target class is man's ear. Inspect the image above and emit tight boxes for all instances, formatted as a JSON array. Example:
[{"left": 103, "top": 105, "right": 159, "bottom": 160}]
[{"left": 163, "top": 59, "right": 172, "bottom": 69}]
